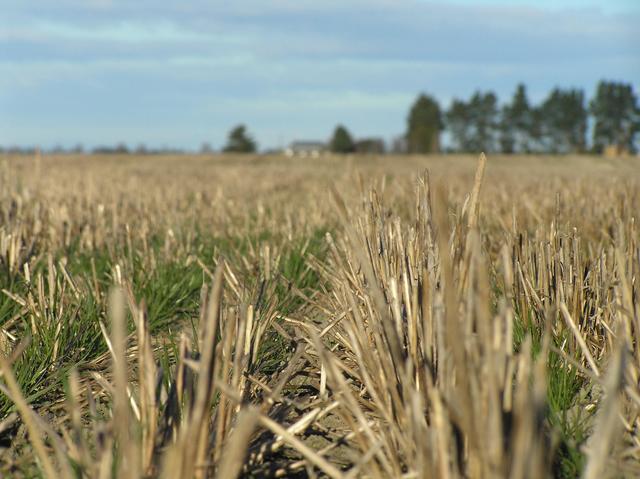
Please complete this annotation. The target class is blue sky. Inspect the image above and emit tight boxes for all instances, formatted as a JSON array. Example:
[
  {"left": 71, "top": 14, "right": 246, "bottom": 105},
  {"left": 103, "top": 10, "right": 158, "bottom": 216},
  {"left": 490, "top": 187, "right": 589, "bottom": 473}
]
[{"left": 1, "top": 0, "right": 638, "bottom": 150}]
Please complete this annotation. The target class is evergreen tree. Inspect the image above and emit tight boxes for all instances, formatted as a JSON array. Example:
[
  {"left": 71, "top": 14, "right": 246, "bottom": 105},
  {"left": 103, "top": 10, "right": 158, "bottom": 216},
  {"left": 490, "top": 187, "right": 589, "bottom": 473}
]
[
  {"left": 446, "top": 91, "right": 499, "bottom": 153},
  {"left": 222, "top": 125, "right": 257, "bottom": 153},
  {"left": 500, "top": 84, "right": 532, "bottom": 153},
  {"left": 406, "top": 94, "right": 443, "bottom": 153},
  {"left": 539, "top": 88, "right": 587, "bottom": 153},
  {"left": 330, "top": 125, "right": 355, "bottom": 153},
  {"left": 446, "top": 99, "right": 472, "bottom": 152},
  {"left": 499, "top": 107, "right": 515, "bottom": 154},
  {"left": 468, "top": 91, "right": 499, "bottom": 153},
  {"left": 589, "top": 81, "right": 640, "bottom": 153},
  {"left": 528, "top": 106, "right": 546, "bottom": 153}
]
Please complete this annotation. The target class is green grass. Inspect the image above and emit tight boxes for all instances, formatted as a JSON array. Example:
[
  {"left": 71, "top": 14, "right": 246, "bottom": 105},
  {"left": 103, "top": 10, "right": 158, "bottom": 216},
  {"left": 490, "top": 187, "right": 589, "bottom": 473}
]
[
  {"left": 547, "top": 350, "right": 590, "bottom": 478},
  {"left": 513, "top": 311, "right": 590, "bottom": 478},
  {"left": 0, "top": 227, "right": 330, "bottom": 422},
  {"left": 0, "top": 276, "right": 105, "bottom": 416}
]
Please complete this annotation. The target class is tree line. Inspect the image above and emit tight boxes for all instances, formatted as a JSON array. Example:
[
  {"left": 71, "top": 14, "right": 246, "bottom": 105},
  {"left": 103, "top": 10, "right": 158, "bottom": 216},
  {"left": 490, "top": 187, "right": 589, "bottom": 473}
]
[
  {"left": 5, "top": 80, "right": 636, "bottom": 156},
  {"left": 220, "top": 124, "right": 382, "bottom": 155},
  {"left": 222, "top": 80, "right": 638, "bottom": 155},
  {"left": 406, "top": 80, "right": 639, "bottom": 155}
]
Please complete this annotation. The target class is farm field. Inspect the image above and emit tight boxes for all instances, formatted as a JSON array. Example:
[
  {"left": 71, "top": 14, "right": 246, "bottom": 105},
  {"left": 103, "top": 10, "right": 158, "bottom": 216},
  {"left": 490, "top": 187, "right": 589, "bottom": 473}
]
[{"left": 0, "top": 153, "right": 639, "bottom": 478}]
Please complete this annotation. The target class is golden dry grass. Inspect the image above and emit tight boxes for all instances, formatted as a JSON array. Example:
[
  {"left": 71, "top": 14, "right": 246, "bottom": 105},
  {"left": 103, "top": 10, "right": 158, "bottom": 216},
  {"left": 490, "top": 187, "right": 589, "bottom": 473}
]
[{"left": 0, "top": 152, "right": 639, "bottom": 478}]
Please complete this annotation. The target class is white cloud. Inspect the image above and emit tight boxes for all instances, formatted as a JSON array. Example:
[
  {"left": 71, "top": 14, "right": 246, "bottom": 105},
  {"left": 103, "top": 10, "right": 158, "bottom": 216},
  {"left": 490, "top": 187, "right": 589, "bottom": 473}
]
[
  {"left": 208, "top": 90, "right": 415, "bottom": 113},
  {"left": 0, "top": 19, "right": 226, "bottom": 44}
]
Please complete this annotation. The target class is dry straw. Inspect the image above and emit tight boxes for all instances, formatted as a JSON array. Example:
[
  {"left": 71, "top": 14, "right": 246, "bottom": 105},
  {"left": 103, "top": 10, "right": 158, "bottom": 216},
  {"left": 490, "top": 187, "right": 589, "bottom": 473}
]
[{"left": 0, "top": 153, "right": 638, "bottom": 477}]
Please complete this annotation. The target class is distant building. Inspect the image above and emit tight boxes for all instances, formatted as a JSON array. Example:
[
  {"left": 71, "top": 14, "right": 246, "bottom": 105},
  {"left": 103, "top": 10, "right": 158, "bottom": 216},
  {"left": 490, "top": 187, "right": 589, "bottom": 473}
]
[
  {"left": 355, "top": 138, "right": 386, "bottom": 155},
  {"left": 285, "top": 141, "right": 327, "bottom": 158}
]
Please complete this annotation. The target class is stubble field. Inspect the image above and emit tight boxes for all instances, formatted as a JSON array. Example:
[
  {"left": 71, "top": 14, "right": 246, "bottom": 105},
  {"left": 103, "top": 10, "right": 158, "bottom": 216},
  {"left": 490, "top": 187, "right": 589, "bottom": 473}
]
[{"left": 0, "top": 153, "right": 639, "bottom": 478}]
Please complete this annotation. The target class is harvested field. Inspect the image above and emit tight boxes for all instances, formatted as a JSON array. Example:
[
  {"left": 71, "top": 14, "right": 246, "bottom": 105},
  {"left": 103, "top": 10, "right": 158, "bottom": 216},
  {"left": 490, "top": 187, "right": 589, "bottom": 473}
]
[{"left": 0, "top": 153, "right": 639, "bottom": 478}]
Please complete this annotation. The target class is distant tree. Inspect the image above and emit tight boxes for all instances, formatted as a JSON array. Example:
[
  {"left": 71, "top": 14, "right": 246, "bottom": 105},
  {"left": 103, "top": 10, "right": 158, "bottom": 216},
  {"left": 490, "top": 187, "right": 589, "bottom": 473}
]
[
  {"left": 355, "top": 138, "right": 386, "bottom": 154},
  {"left": 135, "top": 144, "right": 148, "bottom": 155},
  {"left": 468, "top": 91, "right": 499, "bottom": 153},
  {"left": 446, "top": 99, "right": 472, "bottom": 152},
  {"left": 538, "top": 88, "right": 587, "bottom": 153},
  {"left": 114, "top": 143, "right": 130, "bottom": 154},
  {"left": 223, "top": 125, "right": 257, "bottom": 153},
  {"left": 446, "top": 91, "right": 499, "bottom": 153},
  {"left": 589, "top": 81, "right": 640, "bottom": 153},
  {"left": 406, "top": 94, "right": 443, "bottom": 153},
  {"left": 200, "top": 142, "right": 214, "bottom": 154},
  {"left": 499, "top": 113, "right": 515, "bottom": 154},
  {"left": 500, "top": 84, "right": 532, "bottom": 153},
  {"left": 329, "top": 125, "right": 356, "bottom": 153},
  {"left": 6, "top": 145, "right": 34, "bottom": 154},
  {"left": 527, "top": 106, "right": 546, "bottom": 153}
]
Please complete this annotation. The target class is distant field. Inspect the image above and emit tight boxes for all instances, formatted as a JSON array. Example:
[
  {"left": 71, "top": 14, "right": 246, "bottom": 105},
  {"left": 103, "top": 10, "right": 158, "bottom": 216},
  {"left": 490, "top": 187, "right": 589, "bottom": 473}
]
[{"left": 0, "top": 153, "right": 639, "bottom": 478}]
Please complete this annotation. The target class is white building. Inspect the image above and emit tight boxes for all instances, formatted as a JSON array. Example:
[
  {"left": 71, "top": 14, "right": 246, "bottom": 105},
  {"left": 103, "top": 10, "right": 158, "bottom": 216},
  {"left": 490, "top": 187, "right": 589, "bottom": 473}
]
[{"left": 284, "top": 141, "right": 327, "bottom": 158}]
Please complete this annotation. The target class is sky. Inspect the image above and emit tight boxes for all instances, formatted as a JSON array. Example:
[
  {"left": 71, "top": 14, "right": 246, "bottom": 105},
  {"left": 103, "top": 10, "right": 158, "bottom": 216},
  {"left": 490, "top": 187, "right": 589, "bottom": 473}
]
[{"left": 1, "top": 0, "right": 638, "bottom": 151}]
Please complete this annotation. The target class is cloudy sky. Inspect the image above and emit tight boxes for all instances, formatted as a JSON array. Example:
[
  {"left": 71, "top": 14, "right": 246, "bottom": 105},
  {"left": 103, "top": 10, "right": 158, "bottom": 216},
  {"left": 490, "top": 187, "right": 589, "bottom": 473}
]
[{"left": 1, "top": 0, "right": 638, "bottom": 150}]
